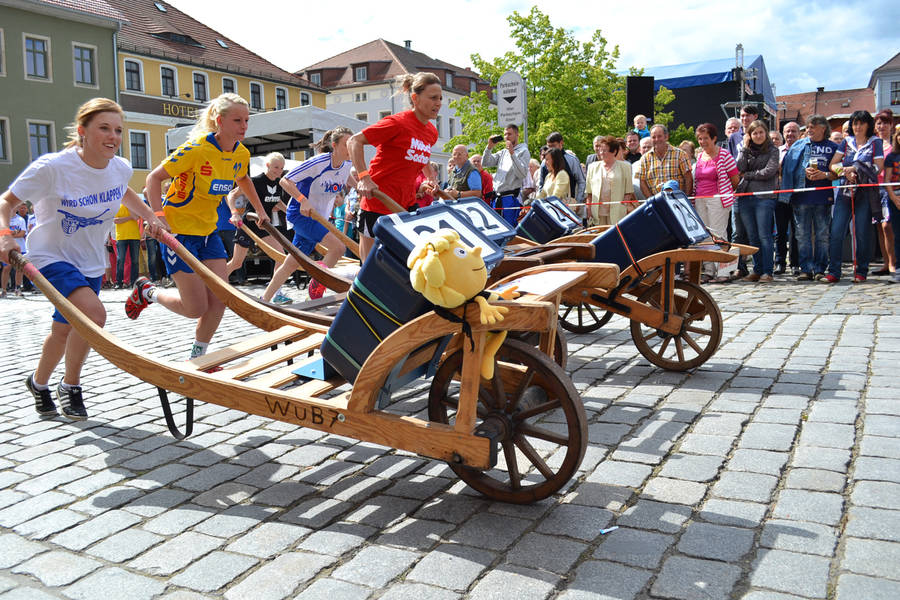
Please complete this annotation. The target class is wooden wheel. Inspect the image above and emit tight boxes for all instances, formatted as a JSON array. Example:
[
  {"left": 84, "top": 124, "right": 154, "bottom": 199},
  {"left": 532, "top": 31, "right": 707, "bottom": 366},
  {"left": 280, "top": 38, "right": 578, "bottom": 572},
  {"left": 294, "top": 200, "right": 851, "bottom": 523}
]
[
  {"left": 630, "top": 280, "right": 722, "bottom": 371},
  {"left": 508, "top": 327, "right": 568, "bottom": 369},
  {"left": 558, "top": 301, "right": 613, "bottom": 334},
  {"left": 428, "top": 338, "right": 587, "bottom": 504}
]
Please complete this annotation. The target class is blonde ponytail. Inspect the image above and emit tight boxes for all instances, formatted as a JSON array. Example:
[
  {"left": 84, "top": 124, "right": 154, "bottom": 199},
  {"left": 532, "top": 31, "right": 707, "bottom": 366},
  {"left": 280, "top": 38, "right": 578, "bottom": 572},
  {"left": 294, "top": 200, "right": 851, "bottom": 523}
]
[{"left": 190, "top": 93, "right": 249, "bottom": 140}]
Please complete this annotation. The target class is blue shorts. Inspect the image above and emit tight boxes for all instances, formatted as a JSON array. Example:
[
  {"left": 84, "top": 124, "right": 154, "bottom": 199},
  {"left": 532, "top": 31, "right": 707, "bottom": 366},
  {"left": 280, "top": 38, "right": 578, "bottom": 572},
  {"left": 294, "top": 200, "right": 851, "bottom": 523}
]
[
  {"left": 39, "top": 262, "right": 102, "bottom": 324},
  {"left": 163, "top": 233, "right": 227, "bottom": 275},
  {"left": 289, "top": 214, "right": 328, "bottom": 256}
]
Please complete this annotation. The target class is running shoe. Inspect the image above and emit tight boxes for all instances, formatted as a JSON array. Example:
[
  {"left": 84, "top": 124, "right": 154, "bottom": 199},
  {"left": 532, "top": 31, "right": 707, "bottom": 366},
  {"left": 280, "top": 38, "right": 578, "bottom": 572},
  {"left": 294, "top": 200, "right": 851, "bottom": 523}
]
[
  {"left": 26, "top": 373, "right": 57, "bottom": 418},
  {"left": 57, "top": 381, "right": 88, "bottom": 420},
  {"left": 821, "top": 274, "right": 839, "bottom": 283},
  {"left": 125, "top": 276, "right": 155, "bottom": 320},
  {"left": 308, "top": 279, "right": 325, "bottom": 300},
  {"left": 271, "top": 291, "right": 293, "bottom": 305},
  {"left": 853, "top": 274, "right": 867, "bottom": 283}
]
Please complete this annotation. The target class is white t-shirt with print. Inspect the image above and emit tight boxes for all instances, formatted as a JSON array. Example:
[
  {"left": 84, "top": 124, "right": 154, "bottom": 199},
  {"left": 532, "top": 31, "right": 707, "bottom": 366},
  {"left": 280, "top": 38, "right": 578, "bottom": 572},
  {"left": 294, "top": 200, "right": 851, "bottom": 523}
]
[
  {"left": 10, "top": 214, "right": 27, "bottom": 252},
  {"left": 10, "top": 147, "right": 132, "bottom": 277}
]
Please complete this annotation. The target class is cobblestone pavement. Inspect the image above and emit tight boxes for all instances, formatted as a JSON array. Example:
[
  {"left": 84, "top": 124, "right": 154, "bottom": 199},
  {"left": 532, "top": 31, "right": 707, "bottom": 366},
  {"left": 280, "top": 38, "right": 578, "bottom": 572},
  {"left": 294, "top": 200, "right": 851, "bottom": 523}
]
[{"left": 0, "top": 270, "right": 898, "bottom": 599}]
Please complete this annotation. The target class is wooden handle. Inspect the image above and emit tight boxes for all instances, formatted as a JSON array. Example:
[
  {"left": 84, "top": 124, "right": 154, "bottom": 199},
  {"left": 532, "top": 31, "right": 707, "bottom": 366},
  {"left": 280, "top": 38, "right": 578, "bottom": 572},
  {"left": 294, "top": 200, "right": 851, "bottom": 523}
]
[
  {"left": 371, "top": 190, "right": 406, "bottom": 214},
  {"left": 237, "top": 215, "right": 286, "bottom": 264}
]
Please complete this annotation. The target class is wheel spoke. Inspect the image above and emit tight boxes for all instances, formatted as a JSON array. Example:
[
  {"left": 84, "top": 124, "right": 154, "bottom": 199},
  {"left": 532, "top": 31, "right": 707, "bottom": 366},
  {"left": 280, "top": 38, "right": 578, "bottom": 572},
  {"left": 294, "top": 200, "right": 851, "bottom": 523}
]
[
  {"left": 502, "top": 440, "right": 522, "bottom": 490},
  {"left": 657, "top": 334, "right": 672, "bottom": 356},
  {"left": 561, "top": 304, "right": 574, "bottom": 321},
  {"left": 583, "top": 303, "right": 601, "bottom": 324},
  {"left": 518, "top": 422, "right": 570, "bottom": 445},
  {"left": 515, "top": 435, "right": 555, "bottom": 480},
  {"left": 681, "top": 332, "right": 704, "bottom": 355},
  {"left": 674, "top": 336, "right": 685, "bottom": 362},
  {"left": 509, "top": 366, "right": 536, "bottom": 411},
  {"left": 685, "top": 325, "right": 712, "bottom": 336},
  {"left": 515, "top": 397, "right": 561, "bottom": 421}
]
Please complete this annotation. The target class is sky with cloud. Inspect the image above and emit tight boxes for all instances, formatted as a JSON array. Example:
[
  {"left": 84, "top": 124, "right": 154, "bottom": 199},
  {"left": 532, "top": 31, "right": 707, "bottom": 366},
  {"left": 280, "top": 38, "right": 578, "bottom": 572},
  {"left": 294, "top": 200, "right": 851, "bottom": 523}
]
[{"left": 168, "top": 0, "right": 897, "bottom": 96}]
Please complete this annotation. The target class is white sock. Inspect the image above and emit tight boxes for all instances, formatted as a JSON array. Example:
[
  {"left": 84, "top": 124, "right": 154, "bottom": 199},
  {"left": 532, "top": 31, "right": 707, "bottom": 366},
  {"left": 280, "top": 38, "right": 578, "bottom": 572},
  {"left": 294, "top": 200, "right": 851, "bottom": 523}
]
[
  {"left": 59, "top": 380, "right": 79, "bottom": 391},
  {"left": 190, "top": 340, "right": 209, "bottom": 359},
  {"left": 31, "top": 374, "right": 49, "bottom": 391},
  {"left": 143, "top": 285, "right": 158, "bottom": 303}
]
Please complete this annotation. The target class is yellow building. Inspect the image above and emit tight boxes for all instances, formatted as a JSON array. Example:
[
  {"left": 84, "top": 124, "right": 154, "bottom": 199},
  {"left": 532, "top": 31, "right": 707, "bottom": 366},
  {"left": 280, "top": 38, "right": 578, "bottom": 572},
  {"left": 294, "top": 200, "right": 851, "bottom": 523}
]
[{"left": 106, "top": 0, "right": 326, "bottom": 190}]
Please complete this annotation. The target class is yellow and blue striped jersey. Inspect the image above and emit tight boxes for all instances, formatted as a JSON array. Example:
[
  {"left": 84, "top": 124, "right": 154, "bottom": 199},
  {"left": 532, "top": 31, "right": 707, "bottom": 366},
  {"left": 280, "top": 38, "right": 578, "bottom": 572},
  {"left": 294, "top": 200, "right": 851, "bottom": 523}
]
[{"left": 161, "top": 133, "right": 250, "bottom": 235}]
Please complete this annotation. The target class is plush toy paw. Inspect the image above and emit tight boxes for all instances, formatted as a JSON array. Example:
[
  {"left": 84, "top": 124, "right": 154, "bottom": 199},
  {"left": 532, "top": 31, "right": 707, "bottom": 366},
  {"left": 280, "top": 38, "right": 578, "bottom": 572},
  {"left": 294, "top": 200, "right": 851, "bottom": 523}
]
[{"left": 474, "top": 295, "right": 508, "bottom": 324}]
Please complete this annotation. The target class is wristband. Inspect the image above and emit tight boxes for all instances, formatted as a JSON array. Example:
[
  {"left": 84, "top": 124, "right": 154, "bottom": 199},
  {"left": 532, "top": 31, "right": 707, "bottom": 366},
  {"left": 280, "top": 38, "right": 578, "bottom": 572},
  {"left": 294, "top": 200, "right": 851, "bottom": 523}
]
[
  {"left": 357, "top": 169, "right": 369, "bottom": 179},
  {"left": 0, "top": 229, "right": 12, "bottom": 237},
  {"left": 154, "top": 210, "right": 166, "bottom": 217}
]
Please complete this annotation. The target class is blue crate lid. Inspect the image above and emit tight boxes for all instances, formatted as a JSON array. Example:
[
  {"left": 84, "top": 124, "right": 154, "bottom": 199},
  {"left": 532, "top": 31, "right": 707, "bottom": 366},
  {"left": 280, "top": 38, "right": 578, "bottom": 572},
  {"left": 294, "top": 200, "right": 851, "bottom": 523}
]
[
  {"left": 539, "top": 196, "right": 581, "bottom": 227},
  {"left": 434, "top": 197, "right": 517, "bottom": 248},
  {"left": 373, "top": 204, "right": 506, "bottom": 270}
]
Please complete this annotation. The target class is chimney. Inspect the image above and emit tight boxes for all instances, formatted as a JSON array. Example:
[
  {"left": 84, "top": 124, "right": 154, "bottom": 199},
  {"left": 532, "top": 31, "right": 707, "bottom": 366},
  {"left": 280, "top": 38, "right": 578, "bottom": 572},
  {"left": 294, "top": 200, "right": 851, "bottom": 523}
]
[
  {"left": 817, "top": 86, "right": 825, "bottom": 93},
  {"left": 404, "top": 40, "right": 411, "bottom": 50}
]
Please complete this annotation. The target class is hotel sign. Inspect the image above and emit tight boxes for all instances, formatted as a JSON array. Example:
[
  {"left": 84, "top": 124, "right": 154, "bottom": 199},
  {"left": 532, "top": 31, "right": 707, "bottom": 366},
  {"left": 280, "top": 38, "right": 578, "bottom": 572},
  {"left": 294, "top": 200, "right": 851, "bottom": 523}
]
[{"left": 120, "top": 94, "right": 199, "bottom": 119}]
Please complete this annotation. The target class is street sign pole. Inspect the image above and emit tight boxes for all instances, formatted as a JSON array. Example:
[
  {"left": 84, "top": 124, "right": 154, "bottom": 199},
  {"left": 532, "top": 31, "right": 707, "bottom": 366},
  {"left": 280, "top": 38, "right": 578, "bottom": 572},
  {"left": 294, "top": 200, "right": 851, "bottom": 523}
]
[{"left": 497, "top": 71, "right": 527, "bottom": 144}]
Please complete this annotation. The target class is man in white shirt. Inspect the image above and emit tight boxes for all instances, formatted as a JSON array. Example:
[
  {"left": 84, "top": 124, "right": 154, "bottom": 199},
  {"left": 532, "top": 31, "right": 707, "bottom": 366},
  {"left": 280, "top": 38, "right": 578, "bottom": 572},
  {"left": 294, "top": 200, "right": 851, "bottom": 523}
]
[{"left": 482, "top": 124, "right": 531, "bottom": 225}]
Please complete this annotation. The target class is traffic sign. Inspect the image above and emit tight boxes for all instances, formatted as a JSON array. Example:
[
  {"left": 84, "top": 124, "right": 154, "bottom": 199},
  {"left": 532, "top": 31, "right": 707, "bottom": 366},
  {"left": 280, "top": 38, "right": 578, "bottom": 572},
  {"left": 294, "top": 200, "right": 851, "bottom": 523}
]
[{"left": 497, "top": 71, "right": 526, "bottom": 128}]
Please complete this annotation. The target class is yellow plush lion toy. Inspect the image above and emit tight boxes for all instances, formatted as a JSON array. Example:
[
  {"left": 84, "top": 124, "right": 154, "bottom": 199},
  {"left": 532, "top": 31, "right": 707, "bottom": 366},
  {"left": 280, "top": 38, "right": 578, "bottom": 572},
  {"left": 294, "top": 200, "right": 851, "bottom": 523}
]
[{"left": 407, "top": 229, "right": 515, "bottom": 379}]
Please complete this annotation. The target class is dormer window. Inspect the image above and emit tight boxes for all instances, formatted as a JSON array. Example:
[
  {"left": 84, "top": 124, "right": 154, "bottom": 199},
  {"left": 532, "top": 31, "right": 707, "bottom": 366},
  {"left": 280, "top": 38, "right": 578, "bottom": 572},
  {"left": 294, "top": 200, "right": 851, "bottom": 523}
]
[
  {"left": 445, "top": 72, "right": 453, "bottom": 88},
  {"left": 309, "top": 72, "right": 321, "bottom": 86},
  {"left": 152, "top": 32, "right": 204, "bottom": 48},
  {"left": 354, "top": 66, "right": 367, "bottom": 82}
]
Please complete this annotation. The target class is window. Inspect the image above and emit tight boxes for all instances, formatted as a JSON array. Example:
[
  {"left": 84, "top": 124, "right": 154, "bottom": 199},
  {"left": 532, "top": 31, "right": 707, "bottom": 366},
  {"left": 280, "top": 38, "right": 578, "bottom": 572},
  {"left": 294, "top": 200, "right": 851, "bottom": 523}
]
[
  {"left": 275, "top": 87, "right": 287, "bottom": 110},
  {"left": 379, "top": 110, "right": 391, "bottom": 120},
  {"left": 129, "top": 131, "right": 149, "bottom": 169},
  {"left": 73, "top": 44, "right": 96, "bottom": 86},
  {"left": 435, "top": 116, "right": 442, "bottom": 138},
  {"left": 192, "top": 72, "right": 207, "bottom": 102},
  {"left": 892, "top": 81, "right": 900, "bottom": 106},
  {"left": 470, "top": 79, "right": 476, "bottom": 94},
  {"left": 445, "top": 72, "right": 453, "bottom": 88},
  {"left": 27, "top": 121, "right": 54, "bottom": 160},
  {"left": 354, "top": 92, "right": 367, "bottom": 103},
  {"left": 249, "top": 82, "right": 262, "bottom": 110},
  {"left": 124, "top": 59, "right": 142, "bottom": 91},
  {"left": 354, "top": 66, "right": 367, "bottom": 81},
  {"left": 154, "top": 2, "right": 166, "bottom": 11},
  {"left": 355, "top": 113, "right": 367, "bottom": 122},
  {"left": 0, "top": 29, "right": 6, "bottom": 77},
  {"left": 222, "top": 77, "right": 235, "bottom": 94},
  {"left": 0, "top": 118, "right": 9, "bottom": 162},
  {"left": 449, "top": 118, "right": 456, "bottom": 138},
  {"left": 216, "top": 39, "right": 228, "bottom": 49},
  {"left": 300, "top": 92, "right": 310, "bottom": 106},
  {"left": 24, "top": 35, "right": 51, "bottom": 80},
  {"left": 160, "top": 66, "right": 176, "bottom": 96},
  {"left": 309, "top": 72, "right": 321, "bottom": 86}
]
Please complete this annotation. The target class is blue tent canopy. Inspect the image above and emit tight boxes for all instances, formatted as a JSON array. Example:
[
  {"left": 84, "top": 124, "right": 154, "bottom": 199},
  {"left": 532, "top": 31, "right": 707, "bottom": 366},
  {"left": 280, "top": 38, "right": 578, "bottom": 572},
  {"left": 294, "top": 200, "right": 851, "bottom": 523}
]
[{"left": 640, "top": 55, "right": 776, "bottom": 112}]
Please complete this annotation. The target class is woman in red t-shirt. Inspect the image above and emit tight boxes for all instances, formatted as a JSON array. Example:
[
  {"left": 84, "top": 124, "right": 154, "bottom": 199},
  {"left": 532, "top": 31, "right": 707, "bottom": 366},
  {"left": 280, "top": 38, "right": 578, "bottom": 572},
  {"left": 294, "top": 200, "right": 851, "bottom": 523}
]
[{"left": 348, "top": 72, "right": 441, "bottom": 261}]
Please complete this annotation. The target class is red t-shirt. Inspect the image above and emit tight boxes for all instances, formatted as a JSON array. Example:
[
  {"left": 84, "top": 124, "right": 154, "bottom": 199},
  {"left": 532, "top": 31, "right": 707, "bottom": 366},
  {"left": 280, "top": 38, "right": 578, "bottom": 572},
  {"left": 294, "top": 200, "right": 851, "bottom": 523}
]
[
  {"left": 479, "top": 170, "right": 493, "bottom": 202},
  {"left": 361, "top": 111, "right": 438, "bottom": 214}
]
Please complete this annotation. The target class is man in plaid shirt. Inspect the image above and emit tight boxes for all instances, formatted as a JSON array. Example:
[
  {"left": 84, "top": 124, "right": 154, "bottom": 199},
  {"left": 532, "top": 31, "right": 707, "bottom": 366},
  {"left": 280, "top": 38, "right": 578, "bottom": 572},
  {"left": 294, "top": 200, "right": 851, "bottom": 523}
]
[{"left": 637, "top": 124, "right": 694, "bottom": 197}]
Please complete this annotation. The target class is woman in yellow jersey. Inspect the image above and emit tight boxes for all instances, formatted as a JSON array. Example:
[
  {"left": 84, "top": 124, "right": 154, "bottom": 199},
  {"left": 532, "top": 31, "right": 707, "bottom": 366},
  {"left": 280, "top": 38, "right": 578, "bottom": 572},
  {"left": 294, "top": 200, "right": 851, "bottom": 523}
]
[{"left": 126, "top": 93, "right": 269, "bottom": 360}]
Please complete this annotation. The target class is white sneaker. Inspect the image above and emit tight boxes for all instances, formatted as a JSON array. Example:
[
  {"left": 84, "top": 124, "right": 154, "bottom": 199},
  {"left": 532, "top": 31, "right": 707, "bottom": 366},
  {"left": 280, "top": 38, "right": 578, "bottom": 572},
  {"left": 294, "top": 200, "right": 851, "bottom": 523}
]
[{"left": 272, "top": 291, "right": 293, "bottom": 305}]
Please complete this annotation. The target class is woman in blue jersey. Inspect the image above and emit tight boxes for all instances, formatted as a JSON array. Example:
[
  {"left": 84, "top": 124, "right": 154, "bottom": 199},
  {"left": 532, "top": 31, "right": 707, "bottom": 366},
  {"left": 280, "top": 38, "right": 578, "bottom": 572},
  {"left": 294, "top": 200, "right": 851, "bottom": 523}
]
[
  {"left": 0, "top": 98, "right": 163, "bottom": 419},
  {"left": 261, "top": 127, "right": 353, "bottom": 301},
  {"left": 126, "top": 93, "right": 269, "bottom": 360}
]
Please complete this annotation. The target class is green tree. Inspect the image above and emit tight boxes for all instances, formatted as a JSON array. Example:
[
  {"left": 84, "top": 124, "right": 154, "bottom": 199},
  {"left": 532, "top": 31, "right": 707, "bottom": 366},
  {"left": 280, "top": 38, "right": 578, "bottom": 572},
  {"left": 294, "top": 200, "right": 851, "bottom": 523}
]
[{"left": 445, "top": 7, "right": 675, "bottom": 161}]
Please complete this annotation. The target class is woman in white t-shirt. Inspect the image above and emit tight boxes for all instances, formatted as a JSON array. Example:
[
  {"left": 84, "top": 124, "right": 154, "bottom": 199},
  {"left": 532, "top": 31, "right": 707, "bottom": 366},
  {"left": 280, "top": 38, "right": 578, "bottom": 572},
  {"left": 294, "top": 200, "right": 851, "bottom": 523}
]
[{"left": 0, "top": 98, "right": 164, "bottom": 420}]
